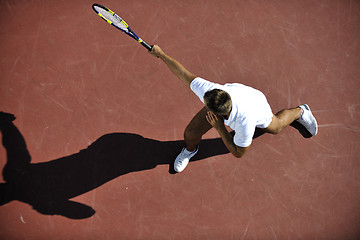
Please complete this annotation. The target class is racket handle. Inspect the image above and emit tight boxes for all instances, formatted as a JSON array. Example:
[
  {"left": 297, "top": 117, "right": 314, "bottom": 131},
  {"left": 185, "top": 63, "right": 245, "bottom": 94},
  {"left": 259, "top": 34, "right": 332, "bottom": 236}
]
[{"left": 141, "top": 41, "right": 153, "bottom": 51}]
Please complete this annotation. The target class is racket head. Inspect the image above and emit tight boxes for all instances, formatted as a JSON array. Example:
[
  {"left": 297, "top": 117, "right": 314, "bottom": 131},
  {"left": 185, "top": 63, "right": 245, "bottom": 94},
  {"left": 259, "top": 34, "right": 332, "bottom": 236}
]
[
  {"left": 92, "top": 4, "right": 131, "bottom": 34},
  {"left": 92, "top": 3, "right": 152, "bottom": 51}
]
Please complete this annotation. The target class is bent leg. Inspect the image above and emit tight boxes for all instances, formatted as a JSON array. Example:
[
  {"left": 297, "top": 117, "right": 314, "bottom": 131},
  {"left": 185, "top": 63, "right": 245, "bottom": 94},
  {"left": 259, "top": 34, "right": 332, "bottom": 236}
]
[
  {"left": 264, "top": 107, "right": 302, "bottom": 134},
  {"left": 184, "top": 107, "right": 213, "bottom": 151}
]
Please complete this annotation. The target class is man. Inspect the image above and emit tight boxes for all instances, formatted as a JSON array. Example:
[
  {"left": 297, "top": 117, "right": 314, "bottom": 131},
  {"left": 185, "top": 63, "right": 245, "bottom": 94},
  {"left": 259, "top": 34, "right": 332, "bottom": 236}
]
[{"left": 150, "top": 45, "right": 318, "bottom": 173}]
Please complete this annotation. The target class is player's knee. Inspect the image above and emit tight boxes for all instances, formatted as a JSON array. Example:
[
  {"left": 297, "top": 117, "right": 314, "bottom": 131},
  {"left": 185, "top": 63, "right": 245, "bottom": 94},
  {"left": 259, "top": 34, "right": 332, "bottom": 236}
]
[
  {"left": 264, "top": 126, "right": 281, "bottom": 135},
  {"left": 270, "top": 128, "right": 282, "bottom": 134},
  {"left": 264, "top": 117, "right": 284, "bottom": 134}
]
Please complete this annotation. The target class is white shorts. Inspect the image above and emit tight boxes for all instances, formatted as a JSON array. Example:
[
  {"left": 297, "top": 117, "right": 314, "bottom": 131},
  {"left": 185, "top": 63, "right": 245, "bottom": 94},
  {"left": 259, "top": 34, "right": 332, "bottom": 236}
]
[
  {"left": 256, "top": 115, "right": 273, "bottom": 129},
  {"left": 254, "top": 92, "right": 274, "bottom": 129}
]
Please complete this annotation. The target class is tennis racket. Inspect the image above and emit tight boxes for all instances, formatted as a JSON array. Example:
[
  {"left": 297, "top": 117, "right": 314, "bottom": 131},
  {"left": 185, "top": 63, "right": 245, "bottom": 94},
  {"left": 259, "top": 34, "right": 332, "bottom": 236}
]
[{"left": 92, "top": 3, "right": 152, "bottom": 51}]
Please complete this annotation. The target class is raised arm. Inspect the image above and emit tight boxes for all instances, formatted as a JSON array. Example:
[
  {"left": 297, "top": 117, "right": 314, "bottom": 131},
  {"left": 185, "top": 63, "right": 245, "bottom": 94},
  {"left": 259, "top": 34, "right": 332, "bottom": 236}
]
[{"left": 150, "top": 45, "right": 196, "bottom": 88}]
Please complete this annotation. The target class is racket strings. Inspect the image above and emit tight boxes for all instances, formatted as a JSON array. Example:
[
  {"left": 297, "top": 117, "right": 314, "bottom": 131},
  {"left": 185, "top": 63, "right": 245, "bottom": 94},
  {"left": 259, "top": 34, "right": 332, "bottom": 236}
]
[{"left": 94, "top": 6, "right": 129, "bottom": 33}]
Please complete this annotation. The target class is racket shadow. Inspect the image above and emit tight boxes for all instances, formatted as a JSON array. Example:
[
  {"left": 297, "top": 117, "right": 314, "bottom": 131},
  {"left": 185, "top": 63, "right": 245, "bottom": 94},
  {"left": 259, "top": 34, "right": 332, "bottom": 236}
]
[{"left": 0, "top": 115, "right": 230, "bottom": 219}]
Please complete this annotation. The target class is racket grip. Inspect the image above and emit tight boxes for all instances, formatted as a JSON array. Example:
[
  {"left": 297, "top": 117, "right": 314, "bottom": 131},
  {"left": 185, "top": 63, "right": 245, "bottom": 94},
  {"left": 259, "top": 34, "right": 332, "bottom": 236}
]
[{"left": 141, "top": 41, "right": 153, "bottom": 51}]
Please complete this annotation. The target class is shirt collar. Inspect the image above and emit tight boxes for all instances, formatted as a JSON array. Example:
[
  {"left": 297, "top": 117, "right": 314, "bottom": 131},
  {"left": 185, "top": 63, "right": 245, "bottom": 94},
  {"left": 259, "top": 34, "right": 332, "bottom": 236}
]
[{"left": 224, "top": 101, "right": 236, "bottom": 124}]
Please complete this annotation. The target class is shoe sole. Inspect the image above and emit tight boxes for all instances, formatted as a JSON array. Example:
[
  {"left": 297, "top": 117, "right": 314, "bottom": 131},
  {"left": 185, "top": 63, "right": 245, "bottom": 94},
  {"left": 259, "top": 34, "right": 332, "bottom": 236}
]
[{"left": 301, "top": 104, "right": 318, "bottom": 136}]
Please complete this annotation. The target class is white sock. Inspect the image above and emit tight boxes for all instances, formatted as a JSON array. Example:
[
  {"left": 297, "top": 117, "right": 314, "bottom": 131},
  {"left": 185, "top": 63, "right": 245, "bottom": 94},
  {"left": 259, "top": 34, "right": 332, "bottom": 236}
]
[{"left": 184, "top": 148, "right": 197, "bottom": 154}]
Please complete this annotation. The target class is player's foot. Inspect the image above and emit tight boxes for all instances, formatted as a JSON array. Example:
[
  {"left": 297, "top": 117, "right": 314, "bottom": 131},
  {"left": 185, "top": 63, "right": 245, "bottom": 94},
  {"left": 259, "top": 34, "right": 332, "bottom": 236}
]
[
  {"left": 297, "top": 104, "right": 318, "bottom": 136},
  {"left": 174, "top": 147, "right": 199, "bottom": 173}
]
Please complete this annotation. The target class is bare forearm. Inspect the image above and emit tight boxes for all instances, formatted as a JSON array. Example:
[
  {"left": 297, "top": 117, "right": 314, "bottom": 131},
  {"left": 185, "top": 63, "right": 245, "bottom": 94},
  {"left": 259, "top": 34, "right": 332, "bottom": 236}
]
[
  {"left": 206, "top": 111, "right": 247, "bottom": 158},
  {"left": 216, "top": 125, "right": 241, "bottom": 157},
  {"left": 150, "top": 45, "right": 196, "bottom": 88},
  {"left": 159, "top": 53, "right": 196, "bottom": 88}
]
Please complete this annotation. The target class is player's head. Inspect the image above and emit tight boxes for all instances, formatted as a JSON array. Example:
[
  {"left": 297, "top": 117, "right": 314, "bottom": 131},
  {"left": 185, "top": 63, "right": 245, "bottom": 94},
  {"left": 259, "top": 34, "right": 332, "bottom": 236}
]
[{"left": 204, "top": 89, "right": 232, "bottom": 115}]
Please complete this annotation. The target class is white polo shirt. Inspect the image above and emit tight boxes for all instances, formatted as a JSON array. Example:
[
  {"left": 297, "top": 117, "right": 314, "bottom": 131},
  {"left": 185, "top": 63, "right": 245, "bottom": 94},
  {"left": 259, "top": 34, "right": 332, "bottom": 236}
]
[{"left": 190, "top": 77, "right": 273, "bottom": 147}]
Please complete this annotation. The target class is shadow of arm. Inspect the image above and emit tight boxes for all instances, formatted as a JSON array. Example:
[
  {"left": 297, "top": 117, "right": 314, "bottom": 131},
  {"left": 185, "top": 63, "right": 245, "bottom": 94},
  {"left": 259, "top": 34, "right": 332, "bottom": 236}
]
[{"left": 33, "top": 200, "right": 95, "bottom": 219}]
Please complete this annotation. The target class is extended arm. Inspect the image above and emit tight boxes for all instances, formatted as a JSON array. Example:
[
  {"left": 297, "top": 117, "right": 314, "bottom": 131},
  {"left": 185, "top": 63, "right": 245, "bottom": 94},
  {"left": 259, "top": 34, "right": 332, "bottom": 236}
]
[{"left": 150, "top": 45, "right": 196, "bottom": 88}]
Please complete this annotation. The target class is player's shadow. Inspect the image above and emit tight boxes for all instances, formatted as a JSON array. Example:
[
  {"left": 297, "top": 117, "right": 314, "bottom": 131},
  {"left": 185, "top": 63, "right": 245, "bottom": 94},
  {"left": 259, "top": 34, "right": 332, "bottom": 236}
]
[
  {"left": 0, "top": 113, "right": 309, "bottom": 220},
  {"left": 0, "top": 116, "right": 232, "bottom": 219}
]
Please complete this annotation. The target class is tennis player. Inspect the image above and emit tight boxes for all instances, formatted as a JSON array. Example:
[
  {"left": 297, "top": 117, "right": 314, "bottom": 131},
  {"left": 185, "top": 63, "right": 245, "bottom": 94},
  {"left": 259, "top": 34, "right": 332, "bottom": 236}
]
[{"left": 150, "top": 45, "right": 318, "bottom": 173}]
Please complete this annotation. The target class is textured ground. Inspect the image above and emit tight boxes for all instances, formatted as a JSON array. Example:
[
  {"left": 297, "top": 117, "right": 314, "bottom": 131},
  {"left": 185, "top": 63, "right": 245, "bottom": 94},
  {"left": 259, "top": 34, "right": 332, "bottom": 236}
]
[{"left": 0, "top": 0, "right": 359, "bottom": 239}]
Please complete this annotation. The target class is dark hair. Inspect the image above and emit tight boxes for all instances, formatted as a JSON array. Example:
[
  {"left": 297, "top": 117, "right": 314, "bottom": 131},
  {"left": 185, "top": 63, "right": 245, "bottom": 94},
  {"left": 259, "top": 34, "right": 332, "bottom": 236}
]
[{"left": 204, "top": 89, "right": 232, "bottom": 115}]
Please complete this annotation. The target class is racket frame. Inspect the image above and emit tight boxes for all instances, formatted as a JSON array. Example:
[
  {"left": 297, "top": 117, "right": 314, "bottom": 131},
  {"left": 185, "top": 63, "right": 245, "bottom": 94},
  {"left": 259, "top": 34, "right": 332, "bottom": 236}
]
[{"left": 92, "top": 3, "right": 152, "bottom": 51}]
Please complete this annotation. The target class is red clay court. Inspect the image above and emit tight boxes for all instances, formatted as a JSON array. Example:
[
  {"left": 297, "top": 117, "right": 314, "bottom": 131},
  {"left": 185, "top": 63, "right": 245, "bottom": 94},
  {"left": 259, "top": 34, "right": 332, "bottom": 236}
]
[{"left": 0, "top": 0, "right": 359, "bottom": 239}]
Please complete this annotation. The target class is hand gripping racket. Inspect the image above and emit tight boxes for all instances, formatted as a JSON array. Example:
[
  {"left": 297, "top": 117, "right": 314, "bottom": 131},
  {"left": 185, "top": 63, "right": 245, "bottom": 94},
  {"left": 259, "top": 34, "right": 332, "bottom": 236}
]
[{"left": 92, "top": 3, "right": 152, "bottom": 51}]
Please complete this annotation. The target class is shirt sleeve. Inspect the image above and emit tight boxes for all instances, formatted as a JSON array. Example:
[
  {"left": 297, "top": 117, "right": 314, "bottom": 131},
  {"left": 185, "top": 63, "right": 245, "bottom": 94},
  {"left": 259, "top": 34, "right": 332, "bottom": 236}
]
[{"left": 190, "top": 77, "right": 218, "bottom": 103}]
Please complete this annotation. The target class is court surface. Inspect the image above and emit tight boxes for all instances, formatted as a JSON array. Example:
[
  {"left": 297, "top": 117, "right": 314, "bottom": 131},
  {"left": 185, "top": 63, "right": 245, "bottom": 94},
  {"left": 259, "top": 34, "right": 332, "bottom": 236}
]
[{"left": 1, "top": 0, "right": 359, "bottom": 239}]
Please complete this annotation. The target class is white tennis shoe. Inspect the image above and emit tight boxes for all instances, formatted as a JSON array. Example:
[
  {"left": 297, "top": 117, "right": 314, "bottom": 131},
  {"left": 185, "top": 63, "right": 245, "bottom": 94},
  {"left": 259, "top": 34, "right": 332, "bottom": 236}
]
[
  {"left": 297, "top": 104, "right": 318, "bottom": 136},
  {"left": 174, "top": 147, "right": 199, "bottom": 173}
]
